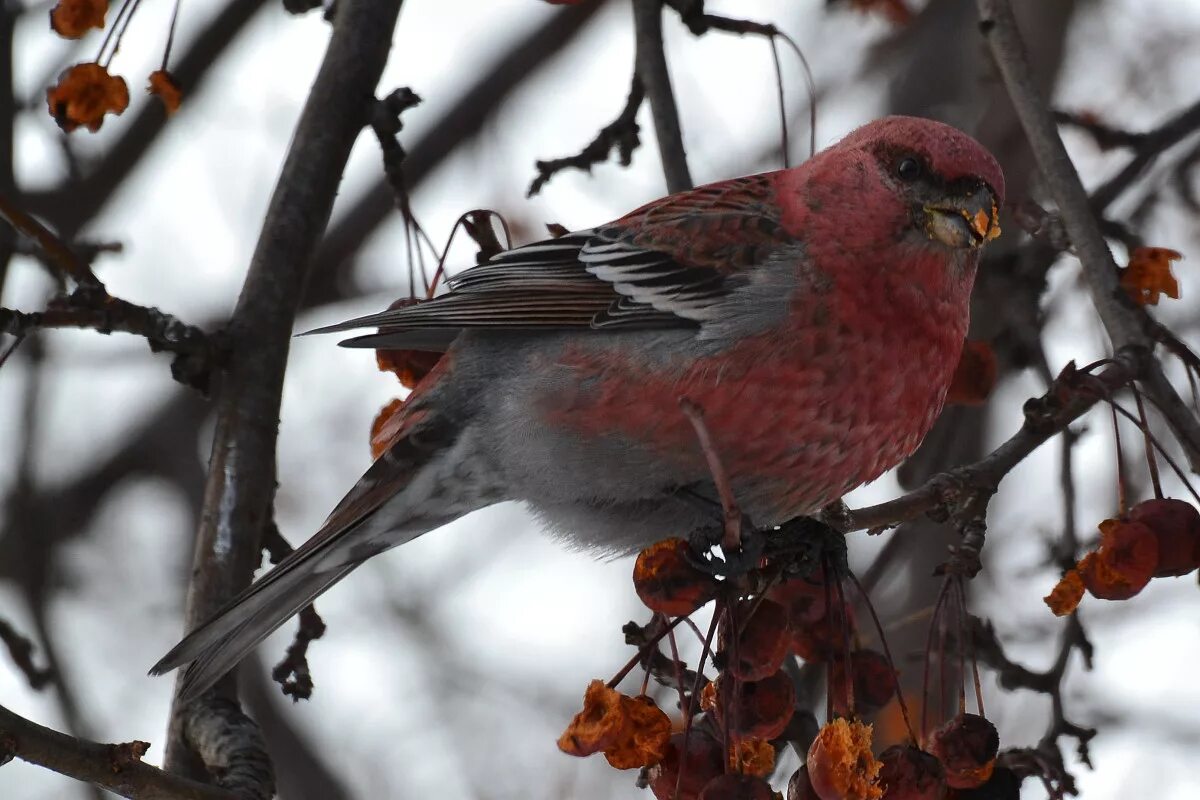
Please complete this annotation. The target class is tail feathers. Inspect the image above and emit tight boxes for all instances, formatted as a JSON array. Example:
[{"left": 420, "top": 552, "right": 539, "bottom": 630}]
[{"left": 152, "top": 558, "right": 357, "bottom": 700}]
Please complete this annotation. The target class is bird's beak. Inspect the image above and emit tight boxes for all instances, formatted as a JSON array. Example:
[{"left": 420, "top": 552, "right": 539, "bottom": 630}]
[{"left": 923, "top": 186, "right": 1001, "bottom": 249}]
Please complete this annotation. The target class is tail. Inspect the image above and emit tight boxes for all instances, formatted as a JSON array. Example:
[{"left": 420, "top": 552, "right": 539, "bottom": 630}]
[{"left": 152, "top": 405, "right": 479, "bottom": 699}]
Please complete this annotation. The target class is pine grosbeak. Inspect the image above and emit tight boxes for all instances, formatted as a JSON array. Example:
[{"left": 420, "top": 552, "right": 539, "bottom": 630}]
[{"left": 154, "top": 116, "right": 1004, "bottom": 696}]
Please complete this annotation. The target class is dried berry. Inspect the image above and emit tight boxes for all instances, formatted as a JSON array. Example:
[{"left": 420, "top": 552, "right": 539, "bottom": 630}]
[
  {"left": 831, "top": 649, "right": 898, "bottom": 717},
  {"left": 1043, "top": 568, "right": 1084, "bottom": 617},
  {"left": 1080, "top": 519, "right": 1157, "bottom": 600},
  {"left": 147, "top": 70, "right": 183, "bottom": 115},
  {"left": 50, "top": 0, "right": 107, "bottom": 38},
  {"left": 877, "top": 744, "right": 944, "bottom": 800},
  {"left": 46, "top": 62, "right": 129, "bottom": 133},
  {"left": 728, "top": 738, "right": 776, "bottom": 778},
  {"left": 807, "top": 718, "right": 883, "bottom": 800},
  {"left": 719, "top": 598, "right": 791, "bottom": 680},
  {"left": 788, "top": 766, "right": 822, "bottom": 800},
  {"left": 927, "top": 713, "right": 998, "bottom": 790},
  {"left": 650, "top": 731, "right": 726, "bottom": 800},
  {"left": 557, "top": 680, "right": 671, "bottom": 770},
  {"left": 713, "top": 669, "right": 796, "bottom": 740},
  {"left": 1128, "top": 498, "right": 1200, "bottom": 577},
  {"left": 699, "top": 773, "right": 776, "bottom": 800},
  {"left": 633, "top": 538, "right": 719, "bottom": 616},
  {"left": 1120, "top": 247, "right": 1181, "bottom": 306},
  {"left": 768, "top": 576, "right": 829, "bottom": 626},
  {"left": 951, "top": 765, "right": 1020, "bottom": 799}
]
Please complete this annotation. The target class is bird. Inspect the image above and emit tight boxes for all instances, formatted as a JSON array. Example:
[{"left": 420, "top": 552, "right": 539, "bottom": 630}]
[{"left": 153, "top": 115, "right": 1004, "bottom": 698}]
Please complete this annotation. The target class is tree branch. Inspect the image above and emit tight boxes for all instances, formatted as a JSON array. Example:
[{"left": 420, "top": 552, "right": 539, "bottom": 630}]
[
  {"left": 0, "top": 617, "right": 53, "bottom": 690},
  {"left": 0, "top": 704, "right": 236, "bottom": 800},
  {"left": 976, "top": 0, "right": 1200, "bottom": 471},
  {"left": 632, "top": 0, "right": 693, "bottom": 192},
  {"left": 162, "top": 0, "right": 406, "bottom": 783}
]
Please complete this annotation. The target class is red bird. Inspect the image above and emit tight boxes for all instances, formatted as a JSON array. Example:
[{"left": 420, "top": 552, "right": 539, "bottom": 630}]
[{"left": 154, "top": 116, "right": 1004, "bottom": 696}]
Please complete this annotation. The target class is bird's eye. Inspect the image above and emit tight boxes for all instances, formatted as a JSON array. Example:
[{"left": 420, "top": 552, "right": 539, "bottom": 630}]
[{"left": 896, "top": 157, "right": 923, "bottom": 182}]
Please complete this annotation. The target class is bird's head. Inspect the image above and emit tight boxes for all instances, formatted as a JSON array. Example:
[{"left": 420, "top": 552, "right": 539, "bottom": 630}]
[{"left": 780, "top": 116, "right": 1005, "bottom": 264}]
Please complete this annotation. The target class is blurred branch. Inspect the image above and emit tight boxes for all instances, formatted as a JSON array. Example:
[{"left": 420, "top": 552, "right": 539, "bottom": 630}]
[
  {"left": 0, "top": 292, "right": 221, "bottom": 393},
  {"left": 1088, "top": 96, "right": 1200, "bottom": 213},
  {"left": 977, "top": 0, "right": 1200, "bottom": 472},
  {"left": 163, "top": 0, "right": 405, "bottom": 784},
  {"left": 311, "top": 2, "right": 604, "bottom": 282},
  {"left": 0, "top": 193, "right": 102, "bottom": 289},
  {"left": 527, "top": 73, "right": 644, "bottom": 197},
  {"left": 0, "top": 703, "right": 236, "bottom": 800},
  {"left": 0, "top": 617, "right": 53, "bottom": 689},
  {"left": 632, "top": 0, "right": 693, "bottom": 192}
]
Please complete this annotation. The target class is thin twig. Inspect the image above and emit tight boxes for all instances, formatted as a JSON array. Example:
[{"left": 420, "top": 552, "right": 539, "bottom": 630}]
[
  {"left": 528, "top": 74, "right": 645, "bottom": 196},
  {"left": 0, "top": 617, "right": 54, "bottom": 690}
]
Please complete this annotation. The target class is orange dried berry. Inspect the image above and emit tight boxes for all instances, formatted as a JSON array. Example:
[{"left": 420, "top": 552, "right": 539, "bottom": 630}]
[
  {"left": 147, "top": 70, "right": 183, "bottom": 115},
  {"left": 558, "top": 680, "right": 628, "bottom": 758},
  {"left": 699, "top": 680, "right": 718, "bottom": 711},
  {"left": 1120, "top": 247, "right": 1182, "bottom": 306},
  {"left": 557, "top": 681, "right": 671, "bottom": 770},
  {"left": 1081, "top": 519, "right": 1158, "bottom": 600},
  {"left": 1043, "top": 568, "right": 1085, "bottom": 616},
  {"left": 806, "top": 718, "right": 883, "bottom": 800},
  {"left": 650, "top": 731, "right": 726, "bottom": 800},
  {"left": 950, "top": 764, "right": 1021, "bottom": 799},
  {"left": 788, "top": 766, "right": 822, "bottom": 800},
  {"left": 927, "top": 713, "right": 998, "bottom": 790},
  {"left": 603, "top": 694, "right": 672, "bottom": 770},
  {"left": 633, "top": 538, "right": 719, "bottom": 616},
  {"left": 945, "top": 340, "right": 997, "bottom": 406},
  {"left": 699, "top": 773, "right": 777, "bottom": 800},
  {"left": 719, "top": 598, "right": 791, "bottom": 681},
  {"left": 50, "top": 0, "right": 107, "bottom": 38},
  {"left": 713, "top": 669, "right": 796, "bottom": 740},
  {"left": 831, "top": 649, "right": 899, "bottom": 717},
  {"left": 46, "top": 62, "right": 129, "bottom": 132},
  {"left": 877, "top": 744, "right": 945, "bottom": 800},
  {"left": 848, "top": 0, "right": 913, "bottom": 26},
  {"left": 376, "top": 347, "right": 444, "bottom": 390},
  {"left": 728, "top": 738, "right": 776, "bottom": 778},
  {"left": 1127, "top": 498, "right": 1200, "bottom": 577},
  {"left": 369, "top": 398, "right": 406, "bottom": 460}
]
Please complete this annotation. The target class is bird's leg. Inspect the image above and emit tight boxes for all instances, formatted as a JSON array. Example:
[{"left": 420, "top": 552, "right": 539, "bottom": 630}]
[{"left": 679, "top": 397, "right": 746, "bottom": 554}]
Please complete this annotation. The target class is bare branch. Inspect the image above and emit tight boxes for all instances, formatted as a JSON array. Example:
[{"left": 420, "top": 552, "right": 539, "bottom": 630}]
[
  {"left": 527, "top": 74, "right": 645, "bottom": 197},
  {"left": 0, "top": 617, "right": 53, "bottom": 690},
  {"left": 0, "top": 704, "right": 236, "bottom": 800},
  {"left": 0, "top": 292, "right": 221, "bottom": 393},
  {"left": 632, "top": 0, "right": 693, "bottom": 192},
  {"left": 163, "top": 0, "right": 407, "bottom": 781}
]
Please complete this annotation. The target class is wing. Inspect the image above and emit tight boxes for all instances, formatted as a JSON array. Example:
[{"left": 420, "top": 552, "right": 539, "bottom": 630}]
[{"left": 310, "top": 173, "right": 794, "bottom": 349}]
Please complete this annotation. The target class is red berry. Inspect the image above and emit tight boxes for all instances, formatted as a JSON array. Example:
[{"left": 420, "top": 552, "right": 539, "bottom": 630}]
[
  {"left": 719, "top": 599, "right": 791, "bottom": 681},
  {"left": 1128, "top": 498, "right": 1200, "bottom": 577},
  {"left": 928, "top": 713, "right": 998, "bottom": 790},
  {"left": 649, "top": 731, "right": 726, "bottom": 800},
  {"left": 713, "top": 669, "right": 796, "bottom": 740},
  {"left": 877, "top": 744, "right": 944, "bottom": 799},
  {"left": 634, "top": 539, "right": 720, "bottom": 616},
  {"left": 787, "top": 766, "right": 822, "bottom": 800},
  {"left": 831, "top": 649, "right": 898, "bottom": 717},
  {"left": 699, "top": 774, "right": 776, "bottom": 800}
]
